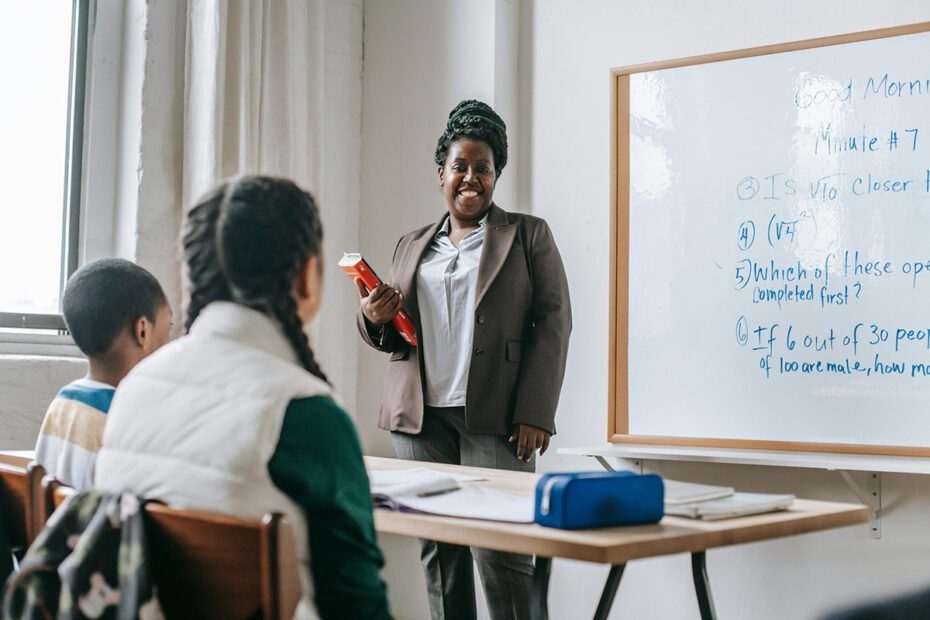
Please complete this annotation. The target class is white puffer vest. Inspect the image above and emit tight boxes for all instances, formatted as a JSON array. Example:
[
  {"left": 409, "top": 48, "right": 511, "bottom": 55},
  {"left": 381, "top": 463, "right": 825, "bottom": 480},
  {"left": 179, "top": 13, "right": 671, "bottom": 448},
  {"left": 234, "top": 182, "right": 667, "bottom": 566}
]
[{"left": 96, "top": 302, "right": 333, "bottom": 619}]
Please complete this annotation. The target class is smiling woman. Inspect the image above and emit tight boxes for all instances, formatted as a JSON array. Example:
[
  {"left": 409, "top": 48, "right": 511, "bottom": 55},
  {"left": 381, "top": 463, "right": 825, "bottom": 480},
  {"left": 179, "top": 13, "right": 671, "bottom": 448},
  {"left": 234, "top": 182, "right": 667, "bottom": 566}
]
[
  {"left": 439, "top": 139, "right": 498, "bottom": 230},
  {"left": 356, "top": 100, "right": 572, "bottom": 620}
]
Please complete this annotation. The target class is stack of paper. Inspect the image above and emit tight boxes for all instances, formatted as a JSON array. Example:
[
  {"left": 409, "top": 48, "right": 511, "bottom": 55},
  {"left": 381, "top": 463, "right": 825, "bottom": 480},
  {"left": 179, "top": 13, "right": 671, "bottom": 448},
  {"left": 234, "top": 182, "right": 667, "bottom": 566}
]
[
  {"left": 368, "top": 468, "right": 534, "bottom": 523},
  {"left": 369, "top": 468, "right": 473, "bottom": 499},
  {"left": 664, "top": 492, "right": 795, "bottom": 521},
  {"left": 663, "top": 477, "right": 795, "bottom": 520},
  {"left": 398, "top": 486, "right": 535, "bottom": 523},
  {"left": 663, "top": 480, "right": 735, "bottom": 505}
]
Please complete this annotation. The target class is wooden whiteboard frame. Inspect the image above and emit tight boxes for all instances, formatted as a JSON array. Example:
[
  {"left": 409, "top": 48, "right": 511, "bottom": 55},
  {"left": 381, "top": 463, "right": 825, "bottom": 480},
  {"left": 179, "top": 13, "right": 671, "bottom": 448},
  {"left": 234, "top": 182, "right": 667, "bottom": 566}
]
[{"left": 609, "top": 21, "right": 930, "bottom": 457}]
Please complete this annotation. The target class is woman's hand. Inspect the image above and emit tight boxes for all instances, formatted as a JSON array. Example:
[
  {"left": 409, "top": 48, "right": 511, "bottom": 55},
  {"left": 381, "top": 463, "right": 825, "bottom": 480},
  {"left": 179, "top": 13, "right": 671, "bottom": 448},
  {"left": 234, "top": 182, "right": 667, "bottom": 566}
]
[
  {"left": 357, "top": 281, "right": 404, "bottom": 326},
  {"left": 508, "top": 424, "right": 551, "bottom": 462}
]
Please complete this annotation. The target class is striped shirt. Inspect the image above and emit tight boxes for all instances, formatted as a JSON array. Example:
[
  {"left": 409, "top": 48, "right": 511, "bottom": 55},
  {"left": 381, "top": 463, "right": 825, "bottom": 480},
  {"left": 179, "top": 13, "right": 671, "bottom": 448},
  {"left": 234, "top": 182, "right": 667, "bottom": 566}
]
[{"left": 34, "top": 378, "right": 115, "bottom": 490}]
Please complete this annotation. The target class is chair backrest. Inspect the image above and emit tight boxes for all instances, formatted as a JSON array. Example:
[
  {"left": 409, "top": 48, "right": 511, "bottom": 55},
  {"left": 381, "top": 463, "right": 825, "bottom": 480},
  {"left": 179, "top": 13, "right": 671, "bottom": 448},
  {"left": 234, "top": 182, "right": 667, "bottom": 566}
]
[
  {"left": 0, "top": 462, "right": 45, "bottom": 549},
  {"left": 43, "top": 480, "right": 302, "bottom": 619}
]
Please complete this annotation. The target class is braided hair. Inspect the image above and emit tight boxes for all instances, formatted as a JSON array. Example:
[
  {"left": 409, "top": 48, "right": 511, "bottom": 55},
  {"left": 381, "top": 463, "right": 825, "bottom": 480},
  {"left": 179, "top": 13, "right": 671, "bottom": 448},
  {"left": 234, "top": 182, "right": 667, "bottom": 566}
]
[
  {"left": 182, "top": 176, "right": 330, "bottom": 384},
  {"left": 434, "top": 99, "right": 508, "bottom": 175}
]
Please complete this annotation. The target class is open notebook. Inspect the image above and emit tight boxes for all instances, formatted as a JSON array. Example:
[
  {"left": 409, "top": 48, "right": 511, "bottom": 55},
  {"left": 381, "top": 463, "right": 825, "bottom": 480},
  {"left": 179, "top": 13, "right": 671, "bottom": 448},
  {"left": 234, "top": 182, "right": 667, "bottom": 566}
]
[{"left": 368, "top": 468, "right": 534, "bottom": 523}]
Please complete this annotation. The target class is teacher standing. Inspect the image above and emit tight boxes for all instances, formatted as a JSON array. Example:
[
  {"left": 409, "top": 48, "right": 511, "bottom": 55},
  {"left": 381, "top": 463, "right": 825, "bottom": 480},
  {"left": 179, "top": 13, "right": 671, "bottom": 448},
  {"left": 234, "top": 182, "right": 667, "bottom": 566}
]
[{"left": 357, "top": 100, "right": 571, "bottom": 620}]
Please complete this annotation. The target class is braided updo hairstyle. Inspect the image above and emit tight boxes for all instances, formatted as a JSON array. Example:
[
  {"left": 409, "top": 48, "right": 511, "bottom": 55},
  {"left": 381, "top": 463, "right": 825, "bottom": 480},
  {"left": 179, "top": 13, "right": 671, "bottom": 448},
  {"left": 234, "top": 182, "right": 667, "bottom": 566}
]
[
  {"left": 434, "top": 99, "right": 508, "bottom": 175},
  {"left": 182, "top": 175, "right": 329, "bottom": 384}
]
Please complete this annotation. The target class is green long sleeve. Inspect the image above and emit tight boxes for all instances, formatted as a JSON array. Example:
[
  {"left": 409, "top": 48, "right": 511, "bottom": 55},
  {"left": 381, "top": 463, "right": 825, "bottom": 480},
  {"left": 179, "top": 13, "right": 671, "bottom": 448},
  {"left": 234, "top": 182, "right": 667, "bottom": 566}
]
[{"left": 268, "top": 396, "right": 390, "bottom": 620}]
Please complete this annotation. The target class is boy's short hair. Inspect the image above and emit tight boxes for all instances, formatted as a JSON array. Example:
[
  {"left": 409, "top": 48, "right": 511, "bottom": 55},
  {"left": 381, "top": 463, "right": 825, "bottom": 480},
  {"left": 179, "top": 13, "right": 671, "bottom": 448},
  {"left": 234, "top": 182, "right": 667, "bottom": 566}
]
[{"left": 63, "top": 258, "right": 168, "bottom": 357}]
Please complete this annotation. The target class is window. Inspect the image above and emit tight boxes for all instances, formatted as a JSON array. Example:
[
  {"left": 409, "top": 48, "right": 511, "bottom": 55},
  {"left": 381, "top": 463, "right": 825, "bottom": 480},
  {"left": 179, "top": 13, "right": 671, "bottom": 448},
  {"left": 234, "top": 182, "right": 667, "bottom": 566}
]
[{"left": 0, "top": 0, "right": 89, "bottom": 331}]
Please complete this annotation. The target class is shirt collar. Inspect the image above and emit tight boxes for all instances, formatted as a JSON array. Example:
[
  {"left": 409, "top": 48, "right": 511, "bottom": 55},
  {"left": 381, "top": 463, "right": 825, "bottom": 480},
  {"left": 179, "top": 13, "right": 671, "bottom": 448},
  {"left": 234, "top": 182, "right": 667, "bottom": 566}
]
[
  {"left": 435, "top": 211, "right": 490, "bottom": 239},
  {"left": 74, "top": 377, "right": 117, "bottom": 390}
]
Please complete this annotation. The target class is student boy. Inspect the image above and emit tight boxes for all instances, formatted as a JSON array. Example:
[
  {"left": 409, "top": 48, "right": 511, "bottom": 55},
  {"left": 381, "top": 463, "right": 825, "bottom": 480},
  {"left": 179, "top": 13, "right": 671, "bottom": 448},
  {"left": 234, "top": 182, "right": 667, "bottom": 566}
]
[{"left": 34, "top": 258, "right": 172, "bottom": 489}]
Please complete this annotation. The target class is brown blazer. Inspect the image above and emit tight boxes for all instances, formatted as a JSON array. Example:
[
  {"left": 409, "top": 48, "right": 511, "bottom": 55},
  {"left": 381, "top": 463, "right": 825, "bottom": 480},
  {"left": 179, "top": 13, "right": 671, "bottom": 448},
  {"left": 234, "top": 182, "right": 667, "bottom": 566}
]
[{"left": 358, "top": 204, "right": 572, "bottom": 436}]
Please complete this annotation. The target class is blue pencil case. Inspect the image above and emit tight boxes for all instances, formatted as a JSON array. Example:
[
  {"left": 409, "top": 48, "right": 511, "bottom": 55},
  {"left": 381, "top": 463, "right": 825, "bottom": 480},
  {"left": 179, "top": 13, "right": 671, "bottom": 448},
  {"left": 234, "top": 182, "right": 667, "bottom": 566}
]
[{"left": 534, "top": 471, "right": 664, "bottom": 529}]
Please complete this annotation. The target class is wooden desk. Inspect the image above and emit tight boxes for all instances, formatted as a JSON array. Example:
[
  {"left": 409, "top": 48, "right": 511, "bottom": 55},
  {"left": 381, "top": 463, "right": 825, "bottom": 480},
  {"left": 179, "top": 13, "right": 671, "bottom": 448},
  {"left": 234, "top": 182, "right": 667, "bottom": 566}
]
[{"left": 366, "top": 456, "right": 869, "bottom": 620}]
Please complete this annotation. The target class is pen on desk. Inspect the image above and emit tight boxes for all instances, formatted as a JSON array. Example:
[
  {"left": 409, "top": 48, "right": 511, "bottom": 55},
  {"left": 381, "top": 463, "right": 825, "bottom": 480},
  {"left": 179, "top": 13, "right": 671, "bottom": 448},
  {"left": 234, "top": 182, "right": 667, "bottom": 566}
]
[{"left": 418, "top": 487, "right": 460, "bottom": 498}]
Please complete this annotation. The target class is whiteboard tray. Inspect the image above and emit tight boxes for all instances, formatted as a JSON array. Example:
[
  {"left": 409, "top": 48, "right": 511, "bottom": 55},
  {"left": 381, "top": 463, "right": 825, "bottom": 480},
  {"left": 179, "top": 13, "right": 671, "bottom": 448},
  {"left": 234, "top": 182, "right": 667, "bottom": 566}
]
[{"left": 559, "top": 445, "right": 930, "bottom": 475}]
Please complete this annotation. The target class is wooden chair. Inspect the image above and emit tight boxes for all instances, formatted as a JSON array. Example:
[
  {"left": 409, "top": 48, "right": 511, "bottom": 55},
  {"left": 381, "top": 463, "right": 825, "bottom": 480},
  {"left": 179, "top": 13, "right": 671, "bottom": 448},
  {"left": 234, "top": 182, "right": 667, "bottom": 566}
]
[
  {"left": 0, "top": 462, "right": 46, "bottom": 551},
  {"left": 43, "top": 480, "right": 302, "bottom": 619}
]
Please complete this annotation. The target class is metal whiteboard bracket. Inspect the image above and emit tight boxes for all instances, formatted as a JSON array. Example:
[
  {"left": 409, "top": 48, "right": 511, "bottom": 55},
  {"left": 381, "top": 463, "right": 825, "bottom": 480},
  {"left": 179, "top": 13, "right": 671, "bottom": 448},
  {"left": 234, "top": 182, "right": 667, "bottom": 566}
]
[
  {"left": 837, "top": 470, "right": 881, "bottom": 539},
  {"left": 594, "top": 456, "right": 643, "bottom": 474}
]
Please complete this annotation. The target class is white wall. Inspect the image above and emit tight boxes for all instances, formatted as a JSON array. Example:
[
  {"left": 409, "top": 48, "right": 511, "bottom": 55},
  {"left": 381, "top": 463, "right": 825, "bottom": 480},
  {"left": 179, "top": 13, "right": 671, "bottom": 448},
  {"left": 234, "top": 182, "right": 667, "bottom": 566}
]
[
  {"left": 0, "top": 356, "right": 85, "bottom": 449},
  {"left": 360, "top": 1, "right": 930, "bottom": 618}
]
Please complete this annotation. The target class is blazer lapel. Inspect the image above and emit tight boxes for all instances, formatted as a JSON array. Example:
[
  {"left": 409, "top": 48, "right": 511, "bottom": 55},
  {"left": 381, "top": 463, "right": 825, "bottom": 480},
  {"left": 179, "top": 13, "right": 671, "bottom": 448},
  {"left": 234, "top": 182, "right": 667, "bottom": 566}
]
[
  {"left": 476, "top": 205, "right": 517, "bottom": 307},
  {"left": 396, "top": 213, "right": 446, "bottom": 327}
]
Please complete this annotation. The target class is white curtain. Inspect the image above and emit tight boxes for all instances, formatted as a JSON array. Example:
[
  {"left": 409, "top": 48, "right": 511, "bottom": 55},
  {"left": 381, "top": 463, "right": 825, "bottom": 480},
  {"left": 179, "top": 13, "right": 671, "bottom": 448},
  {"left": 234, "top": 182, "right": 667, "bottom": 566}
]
[
  {"left": 179, "top": 0, "right": 363, "bottom": 408},
  {"left": 182, "top": 0, "right": 322, "bottom": 208}
]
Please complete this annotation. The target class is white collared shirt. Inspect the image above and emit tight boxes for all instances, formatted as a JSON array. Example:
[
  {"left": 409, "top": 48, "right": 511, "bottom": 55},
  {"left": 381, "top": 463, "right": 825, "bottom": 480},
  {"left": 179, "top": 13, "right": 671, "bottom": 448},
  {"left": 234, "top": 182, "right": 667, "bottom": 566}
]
[{"left": 416, "top": 214, "right": 487, "bottom": 407}]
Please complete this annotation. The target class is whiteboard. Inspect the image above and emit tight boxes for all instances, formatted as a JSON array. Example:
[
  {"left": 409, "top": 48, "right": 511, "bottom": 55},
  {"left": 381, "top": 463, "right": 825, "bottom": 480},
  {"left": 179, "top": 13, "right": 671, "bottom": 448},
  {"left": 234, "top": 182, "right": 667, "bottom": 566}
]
[{"left": 613, "top": 24, "right": 930, "bottom": 455}]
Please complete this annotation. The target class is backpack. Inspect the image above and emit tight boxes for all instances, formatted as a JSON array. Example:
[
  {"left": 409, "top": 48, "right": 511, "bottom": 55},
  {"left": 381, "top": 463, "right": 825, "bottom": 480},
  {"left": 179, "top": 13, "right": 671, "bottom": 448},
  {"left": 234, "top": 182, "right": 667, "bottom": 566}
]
[{"left": 2, "top": 491, "right": 163, "bottom": 620}]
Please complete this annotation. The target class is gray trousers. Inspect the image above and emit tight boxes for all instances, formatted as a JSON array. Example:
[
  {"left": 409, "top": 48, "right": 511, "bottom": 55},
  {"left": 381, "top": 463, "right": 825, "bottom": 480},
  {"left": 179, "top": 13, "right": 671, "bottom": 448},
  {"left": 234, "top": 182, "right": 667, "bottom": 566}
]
[{"left": 392, "top": 406, "right": 535, "bottom": 620}]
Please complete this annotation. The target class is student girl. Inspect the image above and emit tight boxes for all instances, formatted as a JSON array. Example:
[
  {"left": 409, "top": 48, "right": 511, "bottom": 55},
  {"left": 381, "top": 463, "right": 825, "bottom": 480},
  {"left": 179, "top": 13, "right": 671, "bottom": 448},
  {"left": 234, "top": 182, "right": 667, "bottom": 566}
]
[{"left": 95, "top": 176, "right": 390, "bottom": 620}]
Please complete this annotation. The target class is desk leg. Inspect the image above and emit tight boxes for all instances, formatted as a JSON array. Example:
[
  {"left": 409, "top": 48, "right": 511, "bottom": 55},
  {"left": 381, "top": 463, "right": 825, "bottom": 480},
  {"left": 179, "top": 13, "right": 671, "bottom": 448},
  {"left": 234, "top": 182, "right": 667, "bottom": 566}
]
[
  {"left": 691, "top": 551, "right": 717, "bottom": 620},
  {"left": 593, "top": 564, "right": 625, "bottom": 620},
  {"left": 531, "top": 556, "right": 552, "bottom": 620}
]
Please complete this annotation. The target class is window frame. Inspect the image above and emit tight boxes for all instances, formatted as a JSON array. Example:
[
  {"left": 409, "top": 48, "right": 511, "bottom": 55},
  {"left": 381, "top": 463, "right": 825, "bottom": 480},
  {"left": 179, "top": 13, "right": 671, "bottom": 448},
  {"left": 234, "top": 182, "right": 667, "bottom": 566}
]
[{"left": 0, "top": 0, "right": 91, "bottom": 333}]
